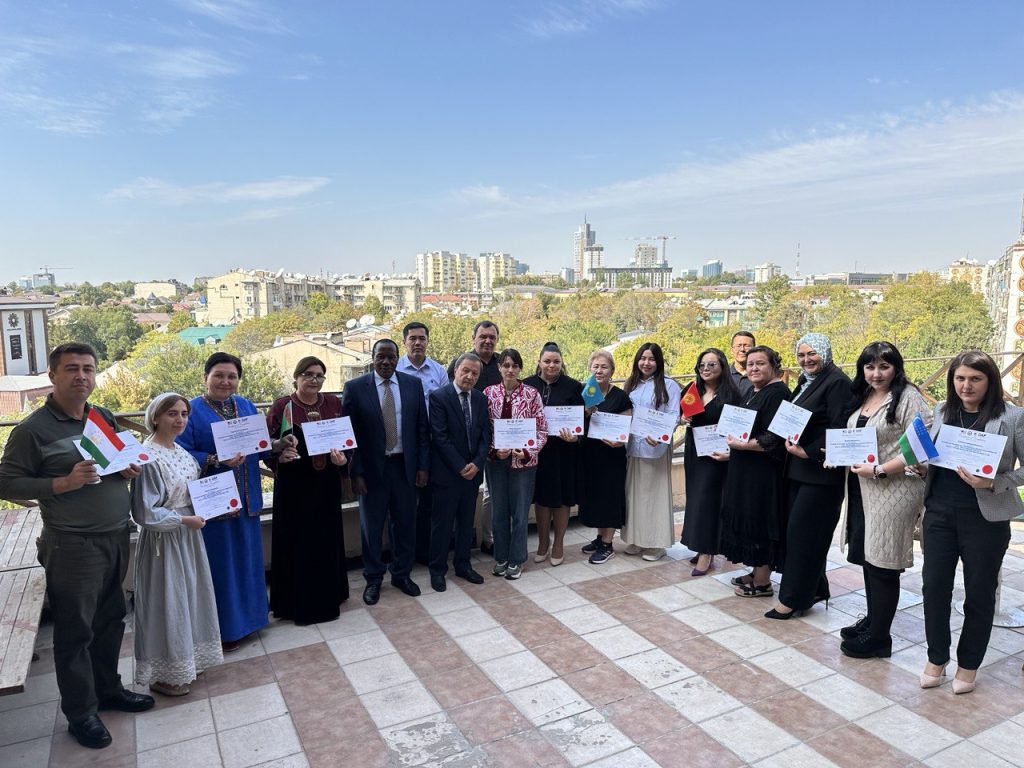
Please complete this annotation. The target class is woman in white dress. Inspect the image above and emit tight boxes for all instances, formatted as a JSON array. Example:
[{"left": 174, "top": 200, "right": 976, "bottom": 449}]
[{"left": 131, "top": 392, "right": 223, "bottom": 696}]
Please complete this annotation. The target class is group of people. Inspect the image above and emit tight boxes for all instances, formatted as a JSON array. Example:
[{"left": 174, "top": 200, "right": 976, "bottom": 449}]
[
  {"left": 679, "top": 331, "right": 1023, "bottom": 697},
  {"left": 0, "top": 325, "right": 1020, "bottom": 750}
]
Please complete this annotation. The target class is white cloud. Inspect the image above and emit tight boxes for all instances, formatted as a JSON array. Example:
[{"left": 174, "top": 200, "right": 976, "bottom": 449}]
[
  {"left": 108, "top": 176, "right": 331, "bottom": 204},
  {"left": 452, "top": 185, "right": 513, "bottom": 206},
  {"left": 172, "top": 0, "right": 291, "bottom": 34},
  {"left": 524, "top": 0, "right": 659, "bottom": 38},
  {"left": 108, "top": 44, "right": 239, "bottom": 79}
]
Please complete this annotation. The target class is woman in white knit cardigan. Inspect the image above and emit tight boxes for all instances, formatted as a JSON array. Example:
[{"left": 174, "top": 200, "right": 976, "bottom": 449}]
[{"left": 838, "top": 342, "right": 930, "bottom": 659}]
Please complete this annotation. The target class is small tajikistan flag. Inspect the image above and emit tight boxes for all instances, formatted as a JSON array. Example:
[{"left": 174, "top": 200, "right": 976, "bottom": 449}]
[
  {"left": 898, "top": 414, "right": 938, "bottom": 466},
  {"left": 80, "top": 409, "right": 126, "bottom": 468}
]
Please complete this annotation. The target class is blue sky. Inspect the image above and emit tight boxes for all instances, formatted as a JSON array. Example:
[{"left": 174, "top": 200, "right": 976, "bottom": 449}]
[{"left": 2, "top": 0, "right": 1023, "bottom": 285}]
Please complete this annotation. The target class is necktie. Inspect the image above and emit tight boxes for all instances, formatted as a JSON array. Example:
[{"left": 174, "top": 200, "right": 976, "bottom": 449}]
[
  {"left": 382, "top": 379, "right": 398, "bottom": 452},
  {"left": 460, "top": 390, "right": 472, "bottom": 439}
]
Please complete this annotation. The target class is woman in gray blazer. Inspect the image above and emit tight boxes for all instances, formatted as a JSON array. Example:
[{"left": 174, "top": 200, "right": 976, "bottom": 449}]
[{"left": 919, "top": 350, "right": 1024, "bottom": 695}]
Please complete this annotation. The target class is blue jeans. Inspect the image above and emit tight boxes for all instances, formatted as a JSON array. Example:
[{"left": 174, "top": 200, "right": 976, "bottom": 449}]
[{"left": 485, "top": 459, "right": 535, "bottom": 567}]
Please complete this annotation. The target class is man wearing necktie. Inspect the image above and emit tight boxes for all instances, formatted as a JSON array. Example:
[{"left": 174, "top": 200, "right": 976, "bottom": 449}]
[
  {"left": 427, "top": 353, "right": 491, "bottom": 591},
  {"left": 343, "top": 339, "right": 429, "bottom": 605}
]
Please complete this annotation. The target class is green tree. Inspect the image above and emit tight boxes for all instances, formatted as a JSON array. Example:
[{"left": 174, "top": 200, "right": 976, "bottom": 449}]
[
  {"left": 308, "top": 299, "right": 359, "bottom": 332},
  {"left": 305, "top": 292, "right": 330, "bottom": 314},
  {"left": 752, "top": 275, "right": 792, "bottom": 321},
  {"left": 50, "top": 306, "right": 145, "bottom": 364},
  {"left": 361, "top": 295, "right": 388, "bottom": 324},
  {"left": 166, "top": 311, "right": 197, "bottom": 333},
  {"left": 223, "top": 308, "right": 311, "bottom": 356},
  {"left": 389, "top": 312, "right": 478, "bottom": 367}
]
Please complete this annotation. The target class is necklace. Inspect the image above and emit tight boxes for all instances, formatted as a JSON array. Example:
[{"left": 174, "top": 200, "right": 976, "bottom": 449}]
[
  {"left": 203, "top": 395, "right": 237, "bottom": 420},
  {"left": 959, "top": 410, "right": 981, "bottom": 430},
  {"left": 292, "top": 392, "right": 324, "bottom": 421}
]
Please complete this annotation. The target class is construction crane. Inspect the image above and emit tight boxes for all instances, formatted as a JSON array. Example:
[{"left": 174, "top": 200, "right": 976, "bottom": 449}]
[{"left": 625, "top": 235, "right": 676, "bottom": 265}]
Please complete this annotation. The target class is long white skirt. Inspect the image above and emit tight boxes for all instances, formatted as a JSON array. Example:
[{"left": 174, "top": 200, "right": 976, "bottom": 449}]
[{"left": 621, "top": 454, "right": 675, "bottom": 549}]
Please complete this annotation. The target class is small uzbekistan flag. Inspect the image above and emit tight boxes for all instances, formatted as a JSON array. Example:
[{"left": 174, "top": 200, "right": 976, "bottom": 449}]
[
  {"left": 581, "top": 374, "right": 605, "bottom": 408},
  {"left": 80, "top": 409, "right": 126, "bottom": 468},
  {"left": 280, "top": 400, "right": 294, "bottom": 438},
  {"left": 680, "top": 381, "right": 705, "bottom": 418},
  {"left": 898, "top": 414, "right": 938, "bottom": 466}
]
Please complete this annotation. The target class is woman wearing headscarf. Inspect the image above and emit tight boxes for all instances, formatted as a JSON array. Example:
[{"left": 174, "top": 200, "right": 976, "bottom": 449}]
[
  {"left": 766, "top": 333, "right": 852, "bottom": 619},
  {"left": 132, "top": 393, "right": 222, "bottom": 696}
]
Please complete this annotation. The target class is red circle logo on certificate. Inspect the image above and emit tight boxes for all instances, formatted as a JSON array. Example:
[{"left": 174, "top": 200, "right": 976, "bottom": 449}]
[
  {"left": 574, "top": 426, "right": 582, "bottom": 433},
  {"left": 138, "top": 453, "right": 149, "bottom": 461},
  {"left": 527, "top": 439, "right": 535, "bottom": 446},
  {"left": 258, "top": 440, "right": 268, "bottom": 448},
  {"left": 866, "top": 454, "right": 875, "bottom": 463},
  {"left": 345, "top": 439, "right": 354, "bottom": 447},
  {"left": 661, "top": 434, "right": 669, "bottom": 442},
  {"left": 229, "top": 498, "right": 239, "bottom": 508},
  {"left": 618, "top": 434, "right": 626, "bottom": 440},
  {"left": 741, "top": 432, "right": 748, "bottom": 439},
  {"left": 982, "top": 464, "right": 993, "bottom": 475}
]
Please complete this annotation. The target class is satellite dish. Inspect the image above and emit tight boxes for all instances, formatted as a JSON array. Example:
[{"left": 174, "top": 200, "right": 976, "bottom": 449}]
[
  {"left": 275, "top": 268, "right": 284, "bottom": 278},
  {"left": 359, "top": 314, "right": 374, "bottom": 326},
  {"left": 345, "top": 318, "right": 357, "bottom": 329}
]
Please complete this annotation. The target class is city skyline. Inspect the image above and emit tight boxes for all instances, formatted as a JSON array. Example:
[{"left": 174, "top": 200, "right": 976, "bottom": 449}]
[{"left": 2, "top": 1, "right": 1024, "bottom": 283}]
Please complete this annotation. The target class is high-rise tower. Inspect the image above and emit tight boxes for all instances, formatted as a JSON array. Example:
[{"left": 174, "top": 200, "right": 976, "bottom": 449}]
[{"left": 573, "top": 219, "right": 596, "bottom": 282}]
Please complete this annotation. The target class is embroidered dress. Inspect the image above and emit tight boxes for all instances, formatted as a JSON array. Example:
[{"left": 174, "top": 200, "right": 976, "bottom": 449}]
[{"left": 131, "top": 440, "right": 223, "bottom": 686}]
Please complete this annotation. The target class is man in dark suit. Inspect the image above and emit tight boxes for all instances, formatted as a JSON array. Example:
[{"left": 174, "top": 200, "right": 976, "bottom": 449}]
[
  {"left": 427, "top": 353, "right": 491, "bottom": 592},
  {"left": 343, "top": 339, "right": 430, "bottom": 605}
]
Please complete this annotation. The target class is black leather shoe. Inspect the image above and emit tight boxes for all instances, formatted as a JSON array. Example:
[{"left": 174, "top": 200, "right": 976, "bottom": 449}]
[
  {"left": 840, "top": 633, "right": 892, "bottom": 659},
  {"left": 431, "top": 574, "right": 447, "bottom": 592},
  {"left": 391, "top": 576, "right": 421, "bottom": 597},
  {"left": 840, "top": 615, "right": 870, "bottom": 640},
  {"left": 363, "top": 583, "right": 381, "bottom": 605},
  {"left": 480, "top": 541, "right": 494, "bottom": 555},
  {"left": 455, "top": 568, "right": 484, "bottom": 585},
  {"left": 68, "top": 714, "right": 112, "bottom": 749},
  {"left": 98, "top": 689, "right": 155, "bottom": 713}
]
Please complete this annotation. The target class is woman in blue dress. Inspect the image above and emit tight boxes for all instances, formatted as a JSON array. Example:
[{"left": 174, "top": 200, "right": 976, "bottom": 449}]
[{"left": 177, "top": 352, "right": 270, "bottom": 651}]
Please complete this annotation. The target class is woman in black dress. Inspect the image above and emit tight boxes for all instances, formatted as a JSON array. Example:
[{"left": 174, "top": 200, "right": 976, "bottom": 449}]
[
  {"left": 578, "top": 350, "right": 632, "bottom": 564},
  {"left": 719, "top": 346, "right": 791, "bottom": 598},
  {"left": 767, "top": 333, "right": 852, "bottom": 620},
  {"left": 681, "top": 348, "right": 740, "bottom": 577},
  {"left": 265, "top": 356, "right": 350, "bottom": 625},
  {"left": 524, "top": 342, "right": 583, "bottom": 566}
]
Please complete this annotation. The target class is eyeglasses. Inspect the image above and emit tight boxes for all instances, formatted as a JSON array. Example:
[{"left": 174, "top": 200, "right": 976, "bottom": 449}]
[
  {"left": 697, "top": 362, "right": 720, "bottom": 370},
  {"left": 300, "top": 373, "right": 326, "bottom": 381}
]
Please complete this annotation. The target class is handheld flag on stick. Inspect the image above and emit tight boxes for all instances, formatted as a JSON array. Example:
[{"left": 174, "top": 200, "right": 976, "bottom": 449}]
[
  {"left": 898, "top": 414, "right": 938, "bottom": 466},
  {"left": 80, "top": 409, "right": 126, "bottom": 469},
  {"left": 680, "top": 381, "right": 705, "bottom": 418},
  {"left": 581, "top": 374, "right": 605, "bottom": 408},
  {"left": 280, "top": 400, "right": 294, "bottom": 438}
]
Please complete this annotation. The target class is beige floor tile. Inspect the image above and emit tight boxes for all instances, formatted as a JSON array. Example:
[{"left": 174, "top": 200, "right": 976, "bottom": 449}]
[
  {"left": 138, "top": 733, "right": 222, "bottom": 768},
  {"left": 700, "top": 706, "right": 800, "bottom": 763},
  {"left": 136, "top": 697, "right": 215, "bottom": 752},
  {"left": 211, "top": 682, "right": 287, "bottom": 732},
  {"left": 217, "top": 714, "right": 302, "bottom": 768}
]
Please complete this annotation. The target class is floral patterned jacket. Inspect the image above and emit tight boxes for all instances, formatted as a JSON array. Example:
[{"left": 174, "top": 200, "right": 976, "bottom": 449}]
[{"left": 484, "top": 382, "right": 549, "bottom": 469}]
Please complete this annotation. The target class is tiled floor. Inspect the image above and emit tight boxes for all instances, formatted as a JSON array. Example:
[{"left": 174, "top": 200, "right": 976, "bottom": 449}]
[{"left": 3, "top": 520, "right": 1024, "bottom": 768}]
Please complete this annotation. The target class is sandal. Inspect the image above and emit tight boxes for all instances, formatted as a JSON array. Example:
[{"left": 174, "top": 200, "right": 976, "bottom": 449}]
[
  {"left": 730, "top": 572, "right": 755, "bottom": 587},
  {"left": 734, "top": 581, "right": 774, "bottom": 598}
]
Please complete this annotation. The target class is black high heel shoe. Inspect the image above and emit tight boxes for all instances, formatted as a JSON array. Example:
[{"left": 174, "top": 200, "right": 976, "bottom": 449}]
[
  {"left": 812, "top": 594, "right": 830, "bottom": 610},
  {"left": 764, "top": 607, "right": 805, "bottom": 620}
]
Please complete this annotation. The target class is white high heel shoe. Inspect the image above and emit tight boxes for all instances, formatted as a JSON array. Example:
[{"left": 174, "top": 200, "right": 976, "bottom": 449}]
[{"left": 920, "top": 663, "right": 948, "bottom": 689}]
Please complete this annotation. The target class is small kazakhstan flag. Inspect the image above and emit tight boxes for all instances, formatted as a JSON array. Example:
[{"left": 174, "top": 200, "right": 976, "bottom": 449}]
[{"left": 581, "top": 373, "right": 605, "bottom": 408}]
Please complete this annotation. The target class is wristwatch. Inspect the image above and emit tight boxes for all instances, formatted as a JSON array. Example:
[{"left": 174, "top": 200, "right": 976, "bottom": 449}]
[{"left": 873, "top": 464, "right": 887, "bottom": 479}]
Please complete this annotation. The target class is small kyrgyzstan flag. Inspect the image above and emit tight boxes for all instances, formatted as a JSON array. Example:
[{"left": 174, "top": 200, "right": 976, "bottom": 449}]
[
  {"left": 80, "top": 409, "right": 126, "bottom": 468},
  {"left": 280, "top": 400, "right": 294, "bottom": 438},
  {"left": 680, "top": 382, "right": 704, "bottom": 418}
]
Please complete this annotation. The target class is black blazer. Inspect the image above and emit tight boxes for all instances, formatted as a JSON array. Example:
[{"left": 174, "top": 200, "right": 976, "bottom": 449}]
[
  {"left": 342, "top": 371, "right": 429, "bottom": 487},
  {"left": 428, "top": 385, "right": 490, "bottom": 487},
  {"left": 785, "top": 364, "right": 852, "bottom": 486}
]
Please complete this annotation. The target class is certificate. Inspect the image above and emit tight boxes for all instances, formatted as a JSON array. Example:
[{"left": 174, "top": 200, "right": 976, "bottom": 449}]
[
  {"left": 588, "top": 412, "right": 631, "bottom": 442},
  {"left": 932, "top": 427, "right": 1007, "bottom": 478},
  {"left": 75, "top": 431, "right": 157, "bottom": 476},
  {"left": 767, "top": 400, "right": 813, "bottom": 442},
  {"left": 629, "top": 407, "right": 679, "bottom": 444},
  {"left": 544, "top": 406, "right": 584, "bottom": 436},
  {"left": 493, "top": 418, "right": 538, "bottom": 450},
  {"left": 187, "top": 472, "right": 242, "bottom": 520},
  {"left": 825, "top": 427, "right": 879, "bottom": 466},
  {"left": 717, "top": 404, "right": 756, "bottom": 440},
  {"left": 691, "top": 425, "right": 730, "bottom": 457},
  {"left": 210, "top": 414, "right": 272, "bottom": 460},
  {"left": 301, "top": 416, "right": 357, "bottom": 456}
]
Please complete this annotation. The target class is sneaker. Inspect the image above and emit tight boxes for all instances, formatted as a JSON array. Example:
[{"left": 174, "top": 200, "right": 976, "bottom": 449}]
[
  {"left": 492, "top": 561, "right": 508, "bottom": 577},
  {"left": 581, "top": 536, "right": 602, "bottom": 554},
  {"left": 504, "top": 563, "right": 523, "bottom": 580},
  {"left": 840, "top": 615, "right": 870, "bottom": 640},
  {"left": 641, "top": 548, "right": 666, "bottom": 562},
  {"left": 623, "top": 544, "right": 643, "bottom": 556},
  {"left": 589, "top": 544, "right": 615, "bottom": 565}
]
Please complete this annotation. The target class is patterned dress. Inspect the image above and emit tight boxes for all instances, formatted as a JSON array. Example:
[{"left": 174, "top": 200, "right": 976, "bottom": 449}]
[{"left": 131, "top": 440, "right": 223, "bottom": 686}]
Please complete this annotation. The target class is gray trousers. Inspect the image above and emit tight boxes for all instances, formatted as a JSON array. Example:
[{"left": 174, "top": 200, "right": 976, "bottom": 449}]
[{"left": 37, "top": 527, "right": 129, "bottom": 723}]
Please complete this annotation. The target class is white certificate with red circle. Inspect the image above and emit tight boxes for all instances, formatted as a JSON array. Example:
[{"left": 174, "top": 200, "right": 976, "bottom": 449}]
[
  {"left": 629, "top": 406, "right": 679, "bottom": 444},
  {"left": 587, "top": 412, "right": 631, "bottom": 443},
  {"left": 301, "top": 416, "right": 358, "bottom": 456},
  {"left": 825, "top": 427, "right": 878, "bottom": 466},
  {"left": 931, "top": 427, "right": 1006, "bottom": 478},
  {"left": 210, "top": 414, "right": 272, "bottom": 460},
  {"left": 493, "top": 418, "right": 538, "bottom": 450},
  {"left": 188, "top": 471, "right": 242, "bottom": 520},
  {"left": 543, "top": 406, "right": 584, "bottom": 437}
]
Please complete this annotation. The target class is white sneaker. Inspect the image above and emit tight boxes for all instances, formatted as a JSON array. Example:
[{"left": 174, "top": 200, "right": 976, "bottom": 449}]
[
  {"left": 624, "top": 544, "right": 643, "bottom": 556},
  {"left": 492, "top": 561, "right": 508, "bottom": 577},
  {"left": 642, "top": 548, "right": 666, "bottom": 561},
  {"left": 504, "top": 563, "right": 523, "bottom": 580}
]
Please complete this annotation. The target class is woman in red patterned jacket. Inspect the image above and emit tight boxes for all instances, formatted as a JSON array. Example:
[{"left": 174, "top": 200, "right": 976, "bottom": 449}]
[{"left": 485, "top": 348, "right": 548, "bottom": 580}]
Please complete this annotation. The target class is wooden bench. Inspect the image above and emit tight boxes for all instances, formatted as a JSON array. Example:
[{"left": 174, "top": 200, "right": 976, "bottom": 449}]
[{"left": 0, "top": 507, "right": 46, "bottom": 696}]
